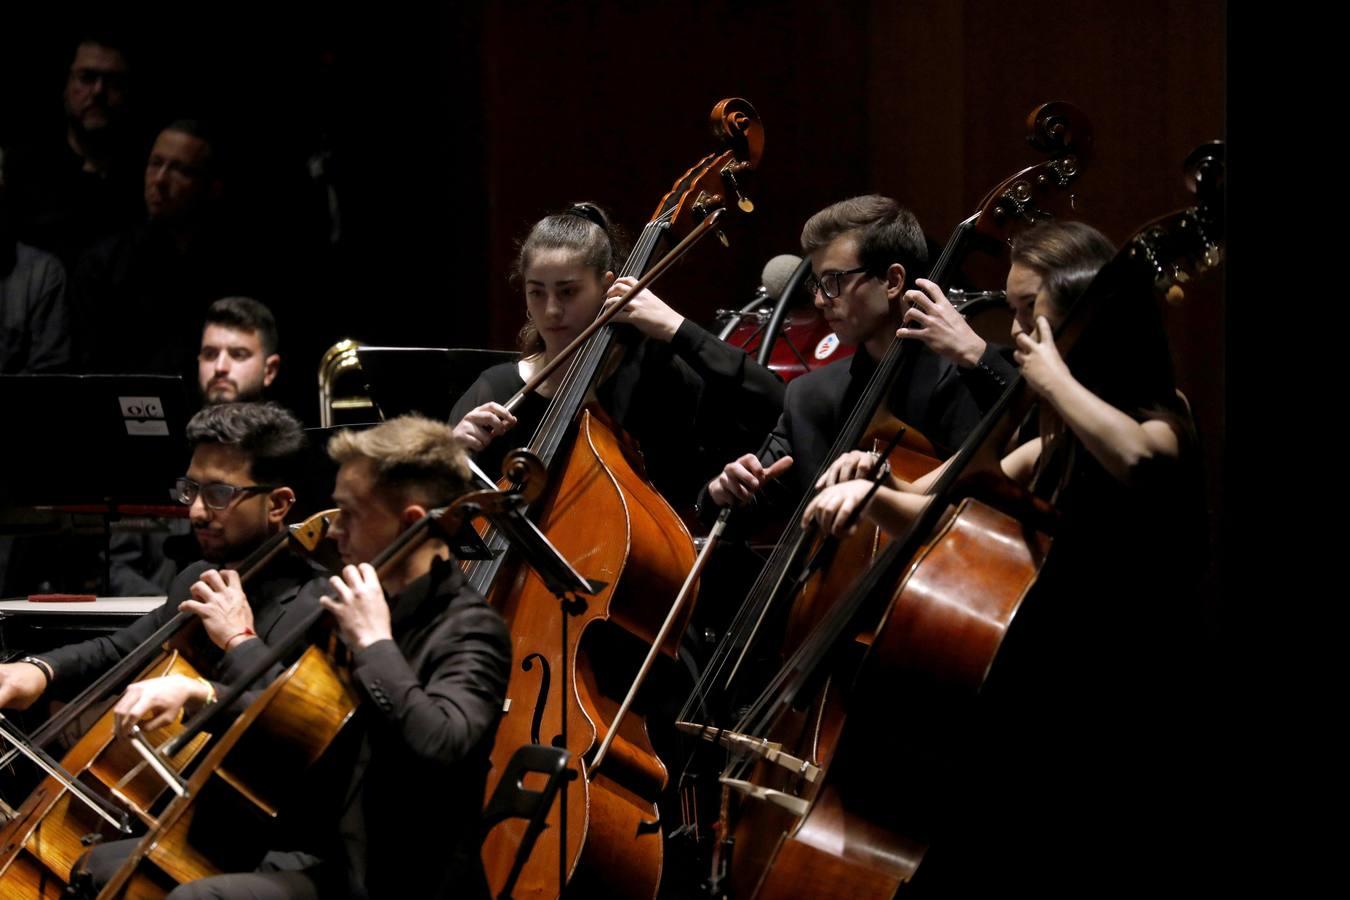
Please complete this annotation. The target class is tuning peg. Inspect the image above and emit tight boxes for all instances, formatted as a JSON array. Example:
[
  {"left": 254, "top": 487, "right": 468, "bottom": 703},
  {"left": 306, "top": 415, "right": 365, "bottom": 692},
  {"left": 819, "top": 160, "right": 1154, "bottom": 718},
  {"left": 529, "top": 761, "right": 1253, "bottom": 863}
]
[{"left": 723, "top": 168, "right": 755, "bottom": 213}]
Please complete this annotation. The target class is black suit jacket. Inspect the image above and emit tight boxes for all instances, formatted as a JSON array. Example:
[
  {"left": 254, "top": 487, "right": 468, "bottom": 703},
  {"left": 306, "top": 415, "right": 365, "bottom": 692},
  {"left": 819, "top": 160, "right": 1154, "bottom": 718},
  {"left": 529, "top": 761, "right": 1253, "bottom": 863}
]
[
  {"left": 742, "top": 342, "right": 984, "bottom": 517},
  {"left": 301, "top": 557, "right": 511, "bottom": 900},
  {"left": 37, "top": 551, "right": 323, "bottom": 701}
]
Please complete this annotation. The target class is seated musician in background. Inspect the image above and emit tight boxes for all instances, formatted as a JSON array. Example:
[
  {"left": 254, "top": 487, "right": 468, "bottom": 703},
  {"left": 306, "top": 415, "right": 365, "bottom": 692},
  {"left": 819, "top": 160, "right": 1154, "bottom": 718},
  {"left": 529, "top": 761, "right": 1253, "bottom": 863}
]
[
  {"left": 0, "top": 402, "right": 319, "bottom": 719},
  {"left": 801, "top": 220, "right": 1206, "bottom": 894},
  {"left": 450, "top": 201, "right": 784, "bottom": 508},
  {"left": 146, "top": 416, "right": 510, "bottom": 900},
  {"left": 100, "top": 297, "right": 287, "bottom": 597},
  {"left": 197, "top": 295, "right": 281, "bottom": 405},
  {"left": 704, "top": 195, "right": 983, "bottom": 517}
]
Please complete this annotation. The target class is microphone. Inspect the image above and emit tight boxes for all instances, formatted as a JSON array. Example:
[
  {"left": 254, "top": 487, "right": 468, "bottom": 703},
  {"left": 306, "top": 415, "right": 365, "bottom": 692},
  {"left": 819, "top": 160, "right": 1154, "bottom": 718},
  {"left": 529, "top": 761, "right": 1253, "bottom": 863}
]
[
  {"left": 716, "top": 254, "right": 805, "bottom": 338},
  {"left": 761, "top": 253, "right": 803, "bottom": 304}
]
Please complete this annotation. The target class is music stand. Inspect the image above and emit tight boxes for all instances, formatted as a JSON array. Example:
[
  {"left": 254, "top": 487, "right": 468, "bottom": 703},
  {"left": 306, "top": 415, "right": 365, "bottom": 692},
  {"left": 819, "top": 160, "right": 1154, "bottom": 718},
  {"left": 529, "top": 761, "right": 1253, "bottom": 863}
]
[{"left": 0, "top": 375, "right": 190, "bottom": 508}]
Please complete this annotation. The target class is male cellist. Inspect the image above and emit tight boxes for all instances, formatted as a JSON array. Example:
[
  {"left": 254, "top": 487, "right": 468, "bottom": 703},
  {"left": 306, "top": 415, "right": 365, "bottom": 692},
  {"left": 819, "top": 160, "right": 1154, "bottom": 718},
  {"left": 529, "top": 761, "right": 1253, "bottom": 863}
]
[
  {"left": 0, "top": 401, "right": 321, "bottom": 721},
  {"left": 120, "top": 416, "right": 511, "bottom": 900}
]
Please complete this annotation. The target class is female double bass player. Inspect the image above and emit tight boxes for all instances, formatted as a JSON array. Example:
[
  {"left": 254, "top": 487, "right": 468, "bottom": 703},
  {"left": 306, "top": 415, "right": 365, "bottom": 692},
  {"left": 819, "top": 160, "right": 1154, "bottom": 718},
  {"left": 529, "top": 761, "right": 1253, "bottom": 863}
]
[
  {"left": 804, "top": 217, "right": 1211, "bottom": 896},
  {"left": 745, "top": 146, "right": 1220, "bottom": 898},
  {"left": 456, "top": 99, "right": 770, "bottom": 900},
  {"left": 450, "top": 200, "right": 784, "bottom": 510}
]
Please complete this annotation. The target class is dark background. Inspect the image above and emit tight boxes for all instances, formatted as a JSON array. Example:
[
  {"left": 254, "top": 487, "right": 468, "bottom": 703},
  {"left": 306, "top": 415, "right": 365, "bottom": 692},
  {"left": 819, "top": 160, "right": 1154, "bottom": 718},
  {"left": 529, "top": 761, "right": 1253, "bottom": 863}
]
[
  {"left": 0, "top": 1, "right": 1226, "bottom": 344},
  {"left": 0, "top": 0, "right": 1226, "bottom": 597},
  {"left": 0, "top": 0, "right": 1245, "bottom": 882}
]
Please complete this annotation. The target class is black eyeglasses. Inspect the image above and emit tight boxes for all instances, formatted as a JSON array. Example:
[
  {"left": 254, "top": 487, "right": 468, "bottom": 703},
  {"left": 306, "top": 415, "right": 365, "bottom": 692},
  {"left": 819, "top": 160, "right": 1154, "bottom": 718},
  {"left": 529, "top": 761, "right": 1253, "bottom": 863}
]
[
  {"left": 171, "top": 478, "right": 277, "bottom": 510},
  {"left": 806, "top": 265, "right": 873, "bottom": 300}
]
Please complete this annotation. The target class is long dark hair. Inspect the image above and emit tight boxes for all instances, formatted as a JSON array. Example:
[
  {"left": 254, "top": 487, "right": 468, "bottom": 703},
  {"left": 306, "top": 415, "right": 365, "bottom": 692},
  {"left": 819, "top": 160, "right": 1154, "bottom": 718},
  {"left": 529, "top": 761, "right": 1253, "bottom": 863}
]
[
  {"left": 510, "top": 202, "right": 627, "bottom": 355},
  {"left": 1010, "top": 221, "right": 1183, "bottom": 423},
  {"left": 1018, "top": 222, "right": 1194, "bottom": 517}
]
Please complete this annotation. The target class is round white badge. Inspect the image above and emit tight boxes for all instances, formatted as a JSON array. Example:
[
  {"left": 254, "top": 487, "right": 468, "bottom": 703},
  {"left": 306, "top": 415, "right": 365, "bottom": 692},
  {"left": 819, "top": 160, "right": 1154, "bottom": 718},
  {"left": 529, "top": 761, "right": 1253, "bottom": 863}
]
[{"left": 814, "top": 333, "right": 840, "bottom": 360}]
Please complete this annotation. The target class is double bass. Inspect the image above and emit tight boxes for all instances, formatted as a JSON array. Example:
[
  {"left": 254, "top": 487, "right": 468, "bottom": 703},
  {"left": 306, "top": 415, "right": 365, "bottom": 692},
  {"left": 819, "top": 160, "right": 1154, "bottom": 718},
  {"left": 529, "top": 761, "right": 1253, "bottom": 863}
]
[
  {"left": 673, "top": 103, "right": 1094, "bottom": 887},
  {"left": 472, "top": 99, "right": 765, "bottom": 899},
  {"left": 715, "top": 142, "right": 1224, "bottom": 898}
]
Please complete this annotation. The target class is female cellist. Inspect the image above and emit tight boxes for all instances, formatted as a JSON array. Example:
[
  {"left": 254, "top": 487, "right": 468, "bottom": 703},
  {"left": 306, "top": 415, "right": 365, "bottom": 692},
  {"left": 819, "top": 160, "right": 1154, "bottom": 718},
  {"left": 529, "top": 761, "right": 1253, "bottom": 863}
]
[
  {"left": 802, "top": 219, "right": 1207, "bottom": 895},
  {"left": 449, "top": 202, "right": 784, "bottom": 507}
]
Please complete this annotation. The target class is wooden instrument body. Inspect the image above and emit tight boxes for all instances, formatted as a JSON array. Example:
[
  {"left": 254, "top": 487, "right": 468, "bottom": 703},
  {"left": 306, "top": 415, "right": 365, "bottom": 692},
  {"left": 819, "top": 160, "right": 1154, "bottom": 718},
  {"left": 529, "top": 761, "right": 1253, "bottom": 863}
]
[
  {"left": 701, "top": 103, "right": 1093, "bottom": 895},
  {"left": 481, "top": 408, "right": 696, "bottom": 900},
  {"left": 743, "top": 498, "right": 1049, "bottom": 899},
  {"left": 724, "top": 418, "right": 938, "bottom": 899},
  {"left": 737, "top": 140, "right": 1225, "bottom": 898},
  {"left": 781, "top": 416, "right": 940, "bottom": 656},
  {"left": 98, "top": 644, "right": 358, "bottom": 898},
  {"left": 0, "top": 651, "right": 212, "bottom": 899}
]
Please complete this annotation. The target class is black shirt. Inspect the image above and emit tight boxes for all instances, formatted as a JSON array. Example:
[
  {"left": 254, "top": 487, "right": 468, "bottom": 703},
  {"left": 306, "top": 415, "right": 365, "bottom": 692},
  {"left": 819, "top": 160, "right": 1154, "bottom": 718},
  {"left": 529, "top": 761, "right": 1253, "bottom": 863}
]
[
  {"left": 450, "top": 319, "right": 785, "bottom": 510},
  {"left": 749, "top": 341, "right": 985, "bottom": 515}
]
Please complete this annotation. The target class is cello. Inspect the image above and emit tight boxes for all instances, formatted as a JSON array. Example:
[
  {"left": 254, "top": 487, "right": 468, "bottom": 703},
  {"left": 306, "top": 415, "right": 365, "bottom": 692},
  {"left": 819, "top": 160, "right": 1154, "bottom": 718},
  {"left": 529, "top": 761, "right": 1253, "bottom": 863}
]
[
  {"left": 714, "top": 142, "right": 1225, "bottom": 899},
  {"left": 93, "top": 461, "right": 545, "bottom": 899},
  {"left": 472, "top": 99, "right": 765, "bottom": 900},
  {"left": 0, "top": 510, "right": 334, "bottom": 898}
]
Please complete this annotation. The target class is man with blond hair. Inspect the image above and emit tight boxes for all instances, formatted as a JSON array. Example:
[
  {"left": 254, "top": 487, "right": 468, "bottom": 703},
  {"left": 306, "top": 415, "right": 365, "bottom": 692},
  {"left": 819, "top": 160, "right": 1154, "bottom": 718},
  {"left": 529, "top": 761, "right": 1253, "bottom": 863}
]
[{"left": 153, "top": 416, "right": 510, "bottom": 900}]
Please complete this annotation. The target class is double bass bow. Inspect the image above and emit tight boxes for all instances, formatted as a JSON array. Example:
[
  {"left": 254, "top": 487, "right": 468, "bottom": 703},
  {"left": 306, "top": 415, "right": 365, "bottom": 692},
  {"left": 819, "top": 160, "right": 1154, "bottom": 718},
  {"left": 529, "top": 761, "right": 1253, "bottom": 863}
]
[
  {"left": 712, "top": 142, "right": 1225, "bottom": 899},
  {"left": 474, "top": 98, "right": 765, "bottom": 900}
]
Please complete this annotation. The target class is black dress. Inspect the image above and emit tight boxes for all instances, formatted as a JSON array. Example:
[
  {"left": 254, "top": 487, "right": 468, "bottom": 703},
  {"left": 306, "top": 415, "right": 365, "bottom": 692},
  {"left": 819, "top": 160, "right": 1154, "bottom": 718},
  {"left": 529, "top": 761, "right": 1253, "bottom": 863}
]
[{"left": 909, "top": 401, "right": 1209, "bottom": 897}]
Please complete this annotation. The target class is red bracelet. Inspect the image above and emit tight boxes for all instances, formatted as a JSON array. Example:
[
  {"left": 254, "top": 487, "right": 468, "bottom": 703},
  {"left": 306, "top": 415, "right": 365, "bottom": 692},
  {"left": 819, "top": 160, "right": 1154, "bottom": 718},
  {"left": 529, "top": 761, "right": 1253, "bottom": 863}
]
[{"left": 224, "top": 628, "right": 257, "bottom": 649}]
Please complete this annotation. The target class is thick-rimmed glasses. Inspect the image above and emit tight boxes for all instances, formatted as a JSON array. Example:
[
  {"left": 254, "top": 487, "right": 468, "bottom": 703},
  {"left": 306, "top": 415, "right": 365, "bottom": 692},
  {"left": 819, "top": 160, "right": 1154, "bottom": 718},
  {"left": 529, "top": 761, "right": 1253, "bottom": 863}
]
[
  {"left": 806, "top": 265, "right": 872, "bottom": 300},
  {"left": 171, "top": 478, "right": 277, "bottom": 510}
]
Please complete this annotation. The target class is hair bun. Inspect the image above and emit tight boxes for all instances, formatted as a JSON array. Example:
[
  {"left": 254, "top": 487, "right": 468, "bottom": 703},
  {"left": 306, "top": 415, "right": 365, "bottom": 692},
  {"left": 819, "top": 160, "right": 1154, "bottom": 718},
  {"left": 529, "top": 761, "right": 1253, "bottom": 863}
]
[{"left": 567, "top": 202, "right": 608, "bottom": 231}]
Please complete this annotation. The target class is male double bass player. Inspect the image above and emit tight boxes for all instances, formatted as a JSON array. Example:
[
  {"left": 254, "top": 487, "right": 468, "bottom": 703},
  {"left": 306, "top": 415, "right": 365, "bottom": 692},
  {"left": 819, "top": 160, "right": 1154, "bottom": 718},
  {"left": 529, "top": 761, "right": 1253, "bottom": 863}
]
[
  {"left": 704, "top": 194, "right": 984, "bottom": 516},
  {"left": 802, "top": 219, "right": 1206, "bottom": 895}
]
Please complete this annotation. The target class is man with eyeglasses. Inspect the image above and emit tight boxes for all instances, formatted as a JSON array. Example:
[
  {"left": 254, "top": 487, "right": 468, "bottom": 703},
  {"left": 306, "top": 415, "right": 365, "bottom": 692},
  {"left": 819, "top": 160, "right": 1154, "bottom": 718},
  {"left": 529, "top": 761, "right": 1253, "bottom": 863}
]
[
  {"left": 0, "top": 402, "right": 322, "bottom": 719},
  {"left": 704, "top": 195, "right": 983, "bottom": 515},
  {"left": 2, "top": 31, "right": 146, "bottom": 269},
  {"left": 75, "top": 416, "right": 510, "bottom": 899}
]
